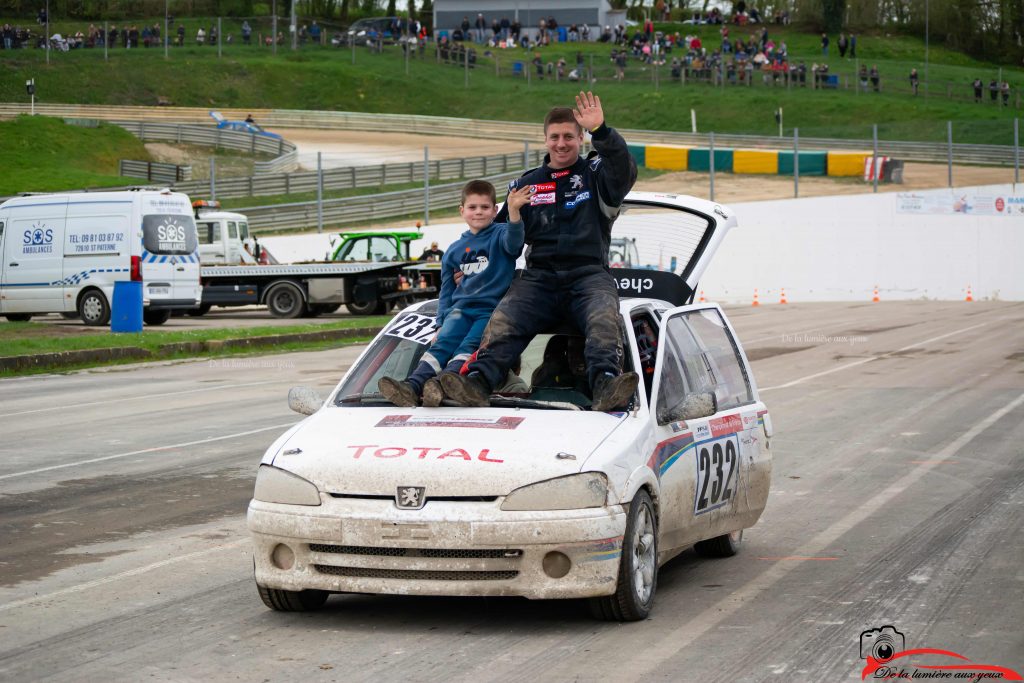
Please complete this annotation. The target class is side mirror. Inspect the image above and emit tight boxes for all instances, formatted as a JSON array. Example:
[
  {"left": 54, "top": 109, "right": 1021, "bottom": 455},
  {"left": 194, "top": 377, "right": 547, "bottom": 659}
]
[{"left": 288, "top": 386, "right": 324, "bottom": 415}]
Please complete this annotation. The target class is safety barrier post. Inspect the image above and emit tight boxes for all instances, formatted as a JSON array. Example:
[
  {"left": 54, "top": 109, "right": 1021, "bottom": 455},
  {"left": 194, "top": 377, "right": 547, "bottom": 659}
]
[
  {"left": 1015, "top": 118, "right": 1020, "bottom": 188},
  {"left": 218, "top": 17, "right": 222, "bottom": 58},
  {"left": 423, "top": 146, "right": 430, "bottom": 226},
  {"left": 317, "top": 152, "right": 323, "bottom": 234},
  {"left": 793, "top": 127, "right": 799, "bottom": 198},
  {"left": 873, "top": 124, "right": 879, "bottom": 193},
  {"left": 709, "top": 132, "right": 715, "bottom": 202},
  {"left": 210, "top": 157, "right": 217, "bottom": 201},
  {"left": 947, "top": 121, "right": 953, "bottom": 187}
]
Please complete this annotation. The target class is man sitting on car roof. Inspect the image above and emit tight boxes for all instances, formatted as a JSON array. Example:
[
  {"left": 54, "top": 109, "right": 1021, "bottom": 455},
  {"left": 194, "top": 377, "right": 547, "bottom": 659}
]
[{"left": 441, "top": 91, "right": 640, "bottom": 412}]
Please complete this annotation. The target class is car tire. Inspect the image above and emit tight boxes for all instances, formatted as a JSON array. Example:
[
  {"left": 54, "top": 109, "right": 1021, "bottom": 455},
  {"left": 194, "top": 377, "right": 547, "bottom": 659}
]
[
  {"left": 5, "top": 314, "right": 32, "bottom": 322},
  {"left": 143, "top": 309, "right": 172, "bottom": 326},
  {"left": 265, "top": 282, "right": 307, "bottom": 318},
  {"left": 186, "top": 304, "right": 212, "bottom": 317},
  {"left": 694, "top": 529, "right": 743, "bottom": 558},
  {"left": 257, "top": 584, "right": 329, "bottom": 612},
  {"left": 345, "top": 298, "right": 385, "bottom": 316},
  {"left": 78, "top": 289, "right": 111, "bottom": 327},
  {"left": 589, "top": 489, "right": 657, "bottom": 622}
]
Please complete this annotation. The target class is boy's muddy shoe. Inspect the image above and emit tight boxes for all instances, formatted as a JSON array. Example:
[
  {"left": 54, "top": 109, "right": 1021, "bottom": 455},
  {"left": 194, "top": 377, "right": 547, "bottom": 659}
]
[
  {"left": 591, "top": 372, "right": 639, "bottom": 412},
  {"left": 378, "top": 377, "right": 420, "bottom": 407},
  {"left": 421, "top": 377, "right": 445, "bottom": 407},
  {"left": 439, "top": 373, "right": 490, "bottom": 407}
]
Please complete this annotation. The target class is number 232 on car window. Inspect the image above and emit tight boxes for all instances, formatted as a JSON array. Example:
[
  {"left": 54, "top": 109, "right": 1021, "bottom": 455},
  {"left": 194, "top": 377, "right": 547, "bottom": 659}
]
[{"left": 385, "top": 313, "right": 438, "bottom": 345}]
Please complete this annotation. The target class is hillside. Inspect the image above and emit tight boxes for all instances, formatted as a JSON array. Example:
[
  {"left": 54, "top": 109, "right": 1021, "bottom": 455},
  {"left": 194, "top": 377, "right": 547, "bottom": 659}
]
[
  {"left": 0, "top": 116, "right": 151, "bottom": 194},
  {"left": 0, "top": 21, "right": 1021, "bottom": 143}
]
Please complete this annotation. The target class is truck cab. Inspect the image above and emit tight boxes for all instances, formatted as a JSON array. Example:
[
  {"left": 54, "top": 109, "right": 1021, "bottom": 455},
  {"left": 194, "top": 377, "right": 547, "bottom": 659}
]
[{"left": 193, "top": 201, "right": 258, "bottom": 266}]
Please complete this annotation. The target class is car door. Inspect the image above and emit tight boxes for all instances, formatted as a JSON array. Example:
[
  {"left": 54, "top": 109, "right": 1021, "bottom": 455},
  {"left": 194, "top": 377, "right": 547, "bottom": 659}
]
[
  {"left": 2, "top": 199, "right": 67, "bottom": 313},
  {"left": 140, "top": 211, "right": 199, "bottom": 306},
  {"left": 197, "top": 220, "right": 223, "bottom": 265},
  {"left": 649, "top": 304, "right": 765, "bottom": 553}
]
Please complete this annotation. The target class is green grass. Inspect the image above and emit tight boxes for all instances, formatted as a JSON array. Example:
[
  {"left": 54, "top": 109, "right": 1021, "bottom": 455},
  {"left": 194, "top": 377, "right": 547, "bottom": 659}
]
[
  {"left": 1, "top": 22, "right": 1022, "bottom": 144},
  {"left": 0, "top": 315, "right": 391, "bottom": 356},
  {"left": 0, "top": 115, "right": 151, "bottom": 194}
]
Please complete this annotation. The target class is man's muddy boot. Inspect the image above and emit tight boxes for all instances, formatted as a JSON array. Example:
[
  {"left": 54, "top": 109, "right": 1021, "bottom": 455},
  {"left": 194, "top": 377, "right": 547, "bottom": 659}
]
[
  {"left": 439, "top": 372, "right": 490, "bottom": 407},
  {"left": 591, "top": 372, "right": 639, "bottom": 411},
  {"left": 378, "top": 377, "right": 420, "bottom": 407},
  {"left": 421, "top": 377, "right": 445, "bottom": 407}
]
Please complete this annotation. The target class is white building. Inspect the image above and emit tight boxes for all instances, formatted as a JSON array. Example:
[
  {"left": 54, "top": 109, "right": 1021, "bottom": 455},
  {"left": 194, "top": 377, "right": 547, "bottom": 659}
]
[{"left": 433, "top": 0, "right": 620, "bottom": 39}]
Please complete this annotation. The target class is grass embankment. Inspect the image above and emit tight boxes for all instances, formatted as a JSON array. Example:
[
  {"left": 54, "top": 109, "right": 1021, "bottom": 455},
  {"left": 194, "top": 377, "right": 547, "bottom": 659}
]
[
  {"left": 0, "top": 22, "right": 1021, "bottom": 143},
  {"left": 0, "top": 316, "right": 391, "bottom": 376},
  {"left": 0, "top": 115, "right": 150, "bottom": 194}
]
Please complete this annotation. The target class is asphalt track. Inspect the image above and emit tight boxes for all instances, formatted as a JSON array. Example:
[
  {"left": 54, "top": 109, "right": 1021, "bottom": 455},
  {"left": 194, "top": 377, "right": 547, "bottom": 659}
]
[{"left": 0, "top": 301, "right": 1021, "bottom": 682}]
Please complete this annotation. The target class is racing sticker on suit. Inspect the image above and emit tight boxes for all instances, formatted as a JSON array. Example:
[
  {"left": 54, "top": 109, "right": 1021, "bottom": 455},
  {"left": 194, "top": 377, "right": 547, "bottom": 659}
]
[
  {"left": 565, "top": 191, "right": 591, "bottom": 209},
  {"left": 530, "top": 182, "right": 556, "bottom": 205},
  {"left": 694, "top": 433, "right": 739, "bottom": 515},
  {"left": 550, "top": 169, "right": 571, "bottom": 179},
  {"left": 384, "top": 313, "right": 438, "bottom": 345}
]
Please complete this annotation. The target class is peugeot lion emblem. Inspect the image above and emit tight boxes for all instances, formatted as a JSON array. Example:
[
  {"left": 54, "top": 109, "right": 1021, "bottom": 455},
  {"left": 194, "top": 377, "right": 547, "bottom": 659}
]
[{"left": 397, "top": 486, "right": 427, "bottom": 510}]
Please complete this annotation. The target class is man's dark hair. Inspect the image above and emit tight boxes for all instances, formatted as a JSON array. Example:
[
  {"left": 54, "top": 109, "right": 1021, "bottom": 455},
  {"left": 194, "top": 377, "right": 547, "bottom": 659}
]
[
  {"left": 544, "top": 107, "right": 582, "bottom": 133},
  {"left": 461, "top": 179, "right": 496, "bottom": 205}
]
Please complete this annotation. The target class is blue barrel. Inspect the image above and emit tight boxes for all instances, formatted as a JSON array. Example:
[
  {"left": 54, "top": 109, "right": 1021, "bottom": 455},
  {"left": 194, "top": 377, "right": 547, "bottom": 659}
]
[
  {"left": 558, "top": 27, "right": 567, "bottom": 42},
  {"left": 111, "top": 281, "right": 143, "bottom": 333}
]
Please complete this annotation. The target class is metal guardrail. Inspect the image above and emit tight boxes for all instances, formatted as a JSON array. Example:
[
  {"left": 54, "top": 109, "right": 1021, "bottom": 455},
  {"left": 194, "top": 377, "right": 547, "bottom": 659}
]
[
  {"left": 119, "top": 159, "right": 192, "bottom": 183},
  {"left": 234, "top": 170, "right": 524, "bottom": 231},
  {"left": 0, "top": 103, "right": 1015, "bottom": 168}
]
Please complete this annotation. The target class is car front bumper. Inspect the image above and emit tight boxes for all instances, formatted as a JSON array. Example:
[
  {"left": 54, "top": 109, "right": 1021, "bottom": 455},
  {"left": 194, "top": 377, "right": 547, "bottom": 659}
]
[{"left": 248, "top": 496, "right": 628, "bottom": 600}]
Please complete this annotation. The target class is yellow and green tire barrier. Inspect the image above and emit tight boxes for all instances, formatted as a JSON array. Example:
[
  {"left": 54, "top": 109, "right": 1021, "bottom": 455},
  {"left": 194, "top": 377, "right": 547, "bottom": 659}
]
[{"left": 627, "top": 142, "right": 869, "bottom": 177}]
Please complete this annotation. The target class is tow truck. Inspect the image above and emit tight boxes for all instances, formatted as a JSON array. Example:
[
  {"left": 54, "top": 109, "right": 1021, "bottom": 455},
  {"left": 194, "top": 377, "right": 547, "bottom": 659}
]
[{"left": 190, "top": 201, "right": 439, "bottom": 317}]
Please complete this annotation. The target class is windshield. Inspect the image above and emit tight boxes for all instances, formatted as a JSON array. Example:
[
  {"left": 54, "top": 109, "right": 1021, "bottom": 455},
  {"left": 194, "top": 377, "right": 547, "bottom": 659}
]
[
  {"left": 335, "top": 308, "right": 598, "bottom": 409},
  {"left": 142, "top": 214, "right": 198, "bottom": 255}
]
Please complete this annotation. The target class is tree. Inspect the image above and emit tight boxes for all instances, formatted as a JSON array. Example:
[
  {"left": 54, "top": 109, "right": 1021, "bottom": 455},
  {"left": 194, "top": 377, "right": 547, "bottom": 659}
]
[
  {"left": 406, "top": 0, "right": 416, "bottom": 21},
  {"left": 386, "top": 0, "right": 396, "bottom": 15},
  {"left": 822, "top": 0, "right": 845, "bottom": 33}
]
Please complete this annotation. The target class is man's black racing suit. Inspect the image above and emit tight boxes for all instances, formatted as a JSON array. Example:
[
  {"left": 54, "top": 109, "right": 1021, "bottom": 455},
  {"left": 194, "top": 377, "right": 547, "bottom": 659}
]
[{"left": 465, "top": 123, "right": 638, "bottom": 392}]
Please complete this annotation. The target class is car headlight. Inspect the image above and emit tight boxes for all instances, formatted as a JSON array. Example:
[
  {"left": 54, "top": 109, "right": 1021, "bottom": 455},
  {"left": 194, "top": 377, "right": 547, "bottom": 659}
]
[
  {"left": 500, "top": 472, "right": 608, "bottom": 511},
  {"left": 253, "top": 465, "right": 321, "bottom": 506}
]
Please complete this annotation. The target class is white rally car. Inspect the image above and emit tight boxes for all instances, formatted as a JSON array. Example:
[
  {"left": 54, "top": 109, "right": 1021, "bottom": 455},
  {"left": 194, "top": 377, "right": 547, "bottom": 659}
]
[{"left": 247, "top": 193, "right": 773, "bottom": 621}]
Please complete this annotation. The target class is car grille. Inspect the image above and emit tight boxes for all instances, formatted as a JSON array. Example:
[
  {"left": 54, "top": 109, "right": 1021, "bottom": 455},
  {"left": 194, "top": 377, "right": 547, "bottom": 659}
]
[
  {"left": 313, "top": 566, "right": 518, "bottom": 581},
  {"left": 309, "top": 544, "right": 521, "bottom": 559}
]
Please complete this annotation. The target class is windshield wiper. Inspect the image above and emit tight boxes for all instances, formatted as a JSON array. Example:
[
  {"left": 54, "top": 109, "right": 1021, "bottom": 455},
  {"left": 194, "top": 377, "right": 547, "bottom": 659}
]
[
  {"left": 335, "top": 392, "right": 392, "bottom": 406},
  {"left": 487, "top": 396, "right": 583, "bottom": 411}
]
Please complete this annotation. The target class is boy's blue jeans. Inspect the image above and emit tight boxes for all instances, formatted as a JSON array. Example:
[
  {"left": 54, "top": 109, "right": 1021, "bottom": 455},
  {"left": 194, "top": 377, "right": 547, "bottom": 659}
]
[{"left": 406, "top": 306, "right": 492, "bottom": 393}]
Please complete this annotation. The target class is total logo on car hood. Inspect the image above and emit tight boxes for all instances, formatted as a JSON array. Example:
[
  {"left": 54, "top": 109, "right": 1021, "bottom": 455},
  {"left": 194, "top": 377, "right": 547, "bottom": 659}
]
[{"left": 272, "top": 408, "right": 627, "bottom": 497}]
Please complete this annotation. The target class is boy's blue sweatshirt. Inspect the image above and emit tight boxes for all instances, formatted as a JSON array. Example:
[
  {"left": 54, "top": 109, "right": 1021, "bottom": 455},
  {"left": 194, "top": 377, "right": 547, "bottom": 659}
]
[{"left": 436, "top": 219, "right": 524, "bottom": 327}]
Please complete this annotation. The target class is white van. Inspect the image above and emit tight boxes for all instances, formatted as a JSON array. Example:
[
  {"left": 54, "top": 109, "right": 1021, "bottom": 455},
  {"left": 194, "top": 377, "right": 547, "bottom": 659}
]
[{"left": 0, "top": 190, "right": 201, "bottom": 326}]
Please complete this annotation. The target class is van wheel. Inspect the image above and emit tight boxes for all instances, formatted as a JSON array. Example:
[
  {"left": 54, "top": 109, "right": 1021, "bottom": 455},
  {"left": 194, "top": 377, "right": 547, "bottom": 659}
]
[
  {"left": 694, "top": 529, "right": 743, "bottom": 558},
  {"left": 257, "top": 584, "right": 329, "bottom": 612},
  {"left": 5, "top": 314, "right": 32, "bottom": 322},
  {"left": 186, "top": 304, "right": 212, "bottom": 317},
  {"left": 143, "top": 309, "right": 172, "bottom": 326},
  {"left": 346, "top": 298, "right": 385, "bottom": 316},
  {"left": 265, "top": 282, "right": 306, "bottom": 318},
  {"left": 589, "top": 489, "right": 657, "bottom": 622},
  {"left": 78, "top": 290, "right": 111, "bottom": 326}
]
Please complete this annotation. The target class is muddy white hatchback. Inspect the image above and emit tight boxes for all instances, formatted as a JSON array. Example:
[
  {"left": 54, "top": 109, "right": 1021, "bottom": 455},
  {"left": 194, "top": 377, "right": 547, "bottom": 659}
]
[{"left": 247, "top": 193, "right": 773, "bottom": 621}]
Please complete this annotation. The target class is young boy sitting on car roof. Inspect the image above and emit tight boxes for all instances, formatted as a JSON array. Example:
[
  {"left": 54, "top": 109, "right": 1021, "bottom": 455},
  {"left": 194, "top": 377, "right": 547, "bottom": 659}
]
[{"left": 378, "top": 179, "right": 534, "bottom": 407}]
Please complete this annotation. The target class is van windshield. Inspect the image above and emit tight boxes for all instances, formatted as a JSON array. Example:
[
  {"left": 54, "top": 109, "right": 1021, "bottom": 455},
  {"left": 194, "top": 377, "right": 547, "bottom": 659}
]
[{"left": 142, "top": 214, "right": 198, "bottom": 255}]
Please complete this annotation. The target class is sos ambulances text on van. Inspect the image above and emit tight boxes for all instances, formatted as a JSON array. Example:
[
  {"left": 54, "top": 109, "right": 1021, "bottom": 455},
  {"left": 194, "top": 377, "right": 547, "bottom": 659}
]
[{"left": 0, "top": 190, "right": 201, "bottom": 326}]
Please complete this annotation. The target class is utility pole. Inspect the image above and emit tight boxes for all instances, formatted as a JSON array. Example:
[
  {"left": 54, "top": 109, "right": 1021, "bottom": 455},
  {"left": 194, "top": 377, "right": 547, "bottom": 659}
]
[
  {"left": 290, "top": 0, "right": 297, "bottom": 50},
  {"left": 164, "top": 0, "right": 169, "bottom": 59}
]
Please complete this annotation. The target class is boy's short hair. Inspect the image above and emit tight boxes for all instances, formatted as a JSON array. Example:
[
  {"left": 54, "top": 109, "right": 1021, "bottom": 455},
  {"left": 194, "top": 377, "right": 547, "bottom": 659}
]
[
  {"left": 544, "top": 107, "right": 582, "bottom": 133},
  {"left": 461, "top": 179, "right": 496, "bottom": 205}
]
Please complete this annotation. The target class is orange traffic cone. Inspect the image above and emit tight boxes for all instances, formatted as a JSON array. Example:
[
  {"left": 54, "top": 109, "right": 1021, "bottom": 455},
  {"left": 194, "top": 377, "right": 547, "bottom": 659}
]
[
  {"left": 699, "top": 290, "right": 706, "bottom": 303},
  {"left": 872, "top": 285, "right": 880, "bottom": 303},
  {"left": 752, "top": 289, "right": 760, "bottom": 307},
  {"left": 965, "top": 285, "right": 974, "bottom": 302},
  {"left": 779, "top": 288, "right": 788, "bottom": 304}
]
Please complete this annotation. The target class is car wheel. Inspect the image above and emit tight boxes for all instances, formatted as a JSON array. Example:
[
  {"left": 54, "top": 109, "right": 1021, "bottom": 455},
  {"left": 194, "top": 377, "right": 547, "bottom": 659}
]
[
  {"left": 5, "top": 314, "right": 32, "bottom": 322},
  {"left": 257, "top": 584, "right": 329, "bottom": 612},
  {"left": 78, "top": 289, "right": 111, "bottom": 326},
  {"left": 694, "top": 529, "right": 743, "bottom": 558},
  {"left": 143, "top": 309, "right": 172, "bottom": 326},
  {"left": 265, "top": 282, "right": 306, "bottom": 318},
  {"left": 186, "top": 304, "right": 212, "bottom": 317},
  {"left": 589, "top": 489, "right": 657, "bottom": 622},
  {"left": 345, "top": 298, "right": 385, "bottom": 316}
]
